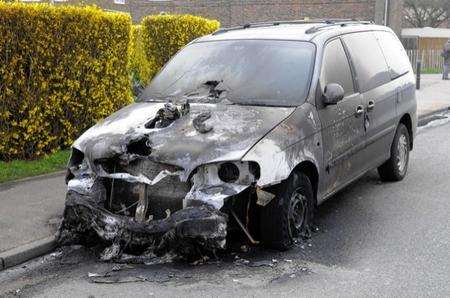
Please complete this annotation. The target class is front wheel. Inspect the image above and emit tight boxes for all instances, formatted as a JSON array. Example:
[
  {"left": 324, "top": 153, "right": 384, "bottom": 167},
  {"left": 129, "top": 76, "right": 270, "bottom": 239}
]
[
  {"left": 378, "top": 123, "right": 410, "bottom": 181},
  {"left": 259, "top": 172, "right": 315, "bottom": 250}
]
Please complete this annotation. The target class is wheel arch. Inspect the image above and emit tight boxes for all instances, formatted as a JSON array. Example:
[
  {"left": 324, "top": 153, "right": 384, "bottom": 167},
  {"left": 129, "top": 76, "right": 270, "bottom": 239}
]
[
  {"left": 399, "top": 113, "right": 413, "bottom": 150},
  {"left": 292, "top": 160, "right": 319, "bottom": 206}
]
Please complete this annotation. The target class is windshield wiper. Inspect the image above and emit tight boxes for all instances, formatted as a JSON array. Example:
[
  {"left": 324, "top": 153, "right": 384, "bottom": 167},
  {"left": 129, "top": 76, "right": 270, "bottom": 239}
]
[
  {"left": 183, "top": 80, "right": 230, "bottom": 102},
  {"left": 143, "top": 80, "right": 232, "bottom": 104}
]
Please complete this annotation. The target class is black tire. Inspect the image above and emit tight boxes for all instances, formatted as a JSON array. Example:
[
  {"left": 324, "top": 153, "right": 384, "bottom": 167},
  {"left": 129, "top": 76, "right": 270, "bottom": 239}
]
[
  {"left": 378, "top": 123, "right": 410, "bottom": 182},
  {"left": 259, "top": 172, "right": 315, "bottom": 250}
]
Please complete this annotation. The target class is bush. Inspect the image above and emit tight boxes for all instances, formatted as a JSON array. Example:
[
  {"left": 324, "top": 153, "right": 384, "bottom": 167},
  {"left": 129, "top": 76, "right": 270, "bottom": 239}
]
[
  {"left": 129, "top": 25, "right": 154, "bottom": 87},
  {"left": 0, "top": 3, "right": 132, "bottom": 160},
  {"left": 139, "top": 14, "right": 220, "bottom": 84}
]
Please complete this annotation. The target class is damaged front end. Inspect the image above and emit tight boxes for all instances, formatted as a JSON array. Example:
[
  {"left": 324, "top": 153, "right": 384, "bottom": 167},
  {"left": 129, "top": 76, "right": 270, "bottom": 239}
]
[{"left": 59, "top": 101, "right": 291, "bottom": 261}]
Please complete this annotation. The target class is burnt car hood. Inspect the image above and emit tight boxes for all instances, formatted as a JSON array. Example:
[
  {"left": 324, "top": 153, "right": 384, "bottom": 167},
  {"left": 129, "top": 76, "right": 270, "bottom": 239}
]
[{"left": 73, "top": 102, "right": 295, "bottom": 177}]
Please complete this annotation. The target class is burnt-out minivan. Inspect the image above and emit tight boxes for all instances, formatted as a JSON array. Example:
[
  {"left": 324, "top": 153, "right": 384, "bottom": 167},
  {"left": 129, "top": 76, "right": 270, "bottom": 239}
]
[{"left": 60, "top": 20, "right": 417, "bottom": 260}]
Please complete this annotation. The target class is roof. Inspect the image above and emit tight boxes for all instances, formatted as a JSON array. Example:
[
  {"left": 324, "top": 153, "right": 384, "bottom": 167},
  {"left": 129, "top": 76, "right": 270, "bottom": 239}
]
[
  {"left": 195, "top": 21, "right": 388, "bottom": 43},
  {"left": 402, "top": 27, "right": 450, "bottom": 39}
]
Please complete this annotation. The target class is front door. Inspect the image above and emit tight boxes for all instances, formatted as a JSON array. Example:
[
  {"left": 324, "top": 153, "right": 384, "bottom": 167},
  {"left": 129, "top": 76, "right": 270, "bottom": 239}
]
[{"left": 317, "top": 38, "right": 366, "bottom": 196}]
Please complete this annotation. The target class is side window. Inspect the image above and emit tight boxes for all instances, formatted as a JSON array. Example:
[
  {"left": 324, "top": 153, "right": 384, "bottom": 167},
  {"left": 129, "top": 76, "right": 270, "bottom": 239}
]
[
  {"left": 342, "top": 32, "right": 391, "bottom": 92},
  {"left": 374, "top": 31, "right": 412, "bottom": 79},
  {"left": 320, "top": 39, "right": 355, "bottom": 96}
]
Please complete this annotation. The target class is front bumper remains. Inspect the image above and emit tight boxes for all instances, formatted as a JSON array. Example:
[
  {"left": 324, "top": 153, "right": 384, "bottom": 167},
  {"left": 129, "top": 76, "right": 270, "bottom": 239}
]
[
  {"left": 59, "top": 177, "right": 229, "bottom": 262},
  {"left": 58, "top": 158, "right": 258, "bottom": 262}
]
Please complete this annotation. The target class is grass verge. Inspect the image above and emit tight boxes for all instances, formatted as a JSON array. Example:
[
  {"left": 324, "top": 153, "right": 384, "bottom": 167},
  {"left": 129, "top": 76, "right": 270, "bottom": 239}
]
[
  {"left": 0, "top": 150, "right": 70, "bottom": 184},
  {"left": 421, "top": 67, "right": 442, "bottom": 74}
]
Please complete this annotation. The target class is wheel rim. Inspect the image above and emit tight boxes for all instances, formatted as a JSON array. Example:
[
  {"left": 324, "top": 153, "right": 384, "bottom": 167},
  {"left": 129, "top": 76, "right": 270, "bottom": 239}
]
[
  {"left": 397, "top": 133, "right": 408, "bottom": 174},
  {"left": 288, "top": 188, "right": 307, "bottom": 239}
]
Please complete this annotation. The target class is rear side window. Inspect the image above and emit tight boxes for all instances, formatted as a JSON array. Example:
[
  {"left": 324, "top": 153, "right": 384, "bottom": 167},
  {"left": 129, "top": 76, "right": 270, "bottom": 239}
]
[
  {"left": 342, "top": 32, "right": 391, "bottom": 92},
  {"left": 320, "top": 39, "right": 354, "bottom": 96},
  {"left": 374, "top": 31, "right": 411, "bottom": 79}
]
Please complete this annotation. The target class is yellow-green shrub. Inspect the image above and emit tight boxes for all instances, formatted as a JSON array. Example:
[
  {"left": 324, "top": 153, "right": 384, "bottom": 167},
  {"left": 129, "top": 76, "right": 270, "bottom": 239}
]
[
  {"left": 129, "top": 25, "right": 154, "bottom": 86},
  {"left": 139, "top": 14, "right": 220, "bottom": 83},
  {"left": 0, "top": 3, "right": 132, "bottom": 160}
]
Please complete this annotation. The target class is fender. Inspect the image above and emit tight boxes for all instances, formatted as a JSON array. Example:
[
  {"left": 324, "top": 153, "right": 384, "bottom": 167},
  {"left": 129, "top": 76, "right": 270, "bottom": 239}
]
[{"left": 242, "top": 103, "right": 323, "bottom": 188}]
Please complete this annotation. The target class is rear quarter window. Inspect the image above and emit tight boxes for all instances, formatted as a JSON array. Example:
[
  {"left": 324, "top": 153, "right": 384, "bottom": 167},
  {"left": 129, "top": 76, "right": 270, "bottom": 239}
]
[
  {"left": 342, "top": 32, "right": 391, "bottom": 93},
  {"left": 374, "top": 31, "right": 412, "bottom": 79}
]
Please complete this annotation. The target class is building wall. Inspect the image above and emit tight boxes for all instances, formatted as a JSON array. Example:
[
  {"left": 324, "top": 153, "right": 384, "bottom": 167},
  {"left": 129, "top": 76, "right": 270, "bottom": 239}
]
[
  {"left": 374, "top": 0, "right": 404, "bottom": 36},
  {"left": 35, "top": 0, "right": 405, "bottom": 35},
  {"left": 387, "top": 0, "right": 404, "bottom": 37},
  {"left": 127, "top": 0, "right": 378, "bottom": 27}
]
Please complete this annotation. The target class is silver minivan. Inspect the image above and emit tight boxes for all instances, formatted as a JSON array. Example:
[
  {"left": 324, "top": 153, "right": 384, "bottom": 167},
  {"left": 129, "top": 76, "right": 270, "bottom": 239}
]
[{"left": 61, "top": 20, "right": 417, "bottom": 260}]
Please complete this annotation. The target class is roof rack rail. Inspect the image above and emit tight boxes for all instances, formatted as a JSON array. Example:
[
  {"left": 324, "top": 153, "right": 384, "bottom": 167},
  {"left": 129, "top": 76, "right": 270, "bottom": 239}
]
[
  {"left": 305, "top": 20, "right": 373, "bottom": 34},
  {"left": 212, "top": 19, "right": 373, "bottom": 35}
]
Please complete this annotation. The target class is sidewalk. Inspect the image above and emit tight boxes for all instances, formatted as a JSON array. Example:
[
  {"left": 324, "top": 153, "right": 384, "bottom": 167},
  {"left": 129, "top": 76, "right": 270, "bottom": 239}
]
[
  {"left": 0, "top": 173, "right": 65, "bottom": 254},
  {"left": 416, "top": 74, "right": 450, "bottom": 116},
  {"left": 0, "top": 76, "right": 449, "bottom": 269}
]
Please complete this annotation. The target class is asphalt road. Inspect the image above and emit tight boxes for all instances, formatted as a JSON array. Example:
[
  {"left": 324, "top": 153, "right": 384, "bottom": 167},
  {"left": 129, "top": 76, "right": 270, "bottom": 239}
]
[{"left": 1, "top": 117, "right": 449, "bottom": 298}]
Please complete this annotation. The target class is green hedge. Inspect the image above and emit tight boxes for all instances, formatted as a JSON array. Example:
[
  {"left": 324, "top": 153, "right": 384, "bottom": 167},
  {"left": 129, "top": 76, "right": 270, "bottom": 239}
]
[
  {"left": 137, "top": 14, "right": 220, "bottom": 85},
  {"left": 0, "top": 3, "right": 132, "bottom": 160},
  {"left": 129, "top": 25, "right": 155, "bottom": 87}
]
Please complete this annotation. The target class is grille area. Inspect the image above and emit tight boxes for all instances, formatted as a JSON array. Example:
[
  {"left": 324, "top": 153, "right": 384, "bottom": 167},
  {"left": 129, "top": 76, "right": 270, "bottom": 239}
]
[
  {"left": 107, "top": 159, "right": 190, "bottom": 220},
  {"left": 122, "top": 159, "right": 182, "bottom": 180}
]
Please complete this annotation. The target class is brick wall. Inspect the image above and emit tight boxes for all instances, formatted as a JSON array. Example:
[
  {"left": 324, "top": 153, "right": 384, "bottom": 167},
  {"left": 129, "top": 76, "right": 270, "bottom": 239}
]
[
  {"left": 39, "top": 0, "right": 405, "bottom": 34},
  {"left": 127, "top": 0, "right": 377, "bottom": 27}
]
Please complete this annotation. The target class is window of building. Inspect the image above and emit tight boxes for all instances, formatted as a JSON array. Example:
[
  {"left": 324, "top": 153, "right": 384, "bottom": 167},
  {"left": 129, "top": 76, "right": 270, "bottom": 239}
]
[{"left": 320, "top": 39, "right": 355, "bottom": 96}]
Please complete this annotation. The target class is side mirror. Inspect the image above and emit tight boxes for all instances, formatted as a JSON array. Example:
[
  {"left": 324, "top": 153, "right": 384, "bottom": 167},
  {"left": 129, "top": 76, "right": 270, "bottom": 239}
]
[{"left": 322, "top": 83, "right": 344, "bottom": 105}]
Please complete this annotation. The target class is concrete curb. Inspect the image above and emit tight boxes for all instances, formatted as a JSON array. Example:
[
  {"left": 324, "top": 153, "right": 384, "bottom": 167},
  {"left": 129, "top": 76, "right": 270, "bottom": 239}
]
[
  {"left": 0, "top": 170, "right": 66, "bottom": 189},
  {"left": 418, "top": 106, "right": 450, "bottom": 127},
  {"left": 0, "top": 236, "right": 57, "bottom": 271}
]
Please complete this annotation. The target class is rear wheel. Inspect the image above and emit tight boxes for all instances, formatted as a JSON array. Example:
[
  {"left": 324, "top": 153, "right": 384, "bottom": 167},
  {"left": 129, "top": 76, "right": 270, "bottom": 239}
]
[
  {"left": 378, "top": 123, "right": 410, "bottom": 181},
  {"left": 259, "top": 172, "right": 314, "bottom": 250}
]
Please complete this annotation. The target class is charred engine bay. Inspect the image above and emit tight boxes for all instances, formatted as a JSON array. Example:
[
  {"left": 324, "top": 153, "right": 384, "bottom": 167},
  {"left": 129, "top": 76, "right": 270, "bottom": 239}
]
[{"left": 58, "top": 101, "right": 283, "bottom": 262}]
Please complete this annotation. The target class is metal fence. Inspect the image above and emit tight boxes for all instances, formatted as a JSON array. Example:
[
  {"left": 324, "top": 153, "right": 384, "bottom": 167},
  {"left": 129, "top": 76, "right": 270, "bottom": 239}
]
[{"left": 406, "top": 49, "right": 445, "bottom": 72}]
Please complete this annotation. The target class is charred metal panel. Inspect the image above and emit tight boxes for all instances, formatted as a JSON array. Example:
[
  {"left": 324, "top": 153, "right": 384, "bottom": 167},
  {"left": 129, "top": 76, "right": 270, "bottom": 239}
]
[
  {"left": 73, "top": 102, "right": 294, "bottom": 181},
  {"left": 184, "top": 162, "right": 257, "bottom": 209},
  {"left": 242, "top": 103, "right": 323, "bottom": 188}
]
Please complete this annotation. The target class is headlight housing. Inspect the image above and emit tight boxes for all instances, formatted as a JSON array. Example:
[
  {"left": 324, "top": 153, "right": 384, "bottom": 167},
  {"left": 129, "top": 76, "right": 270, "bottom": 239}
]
[
  {"left": 192, "top": 161, "right": 260, "bottom": 186},
  {"left": 218, "top": 162, "right": 240, "bottom": 183},
  {"left": 65, "top": 148, "right": 85, "bottom": 183}
]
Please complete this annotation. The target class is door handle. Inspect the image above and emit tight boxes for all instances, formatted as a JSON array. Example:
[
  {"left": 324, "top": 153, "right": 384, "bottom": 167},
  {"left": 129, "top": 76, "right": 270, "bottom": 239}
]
[
  {"left": 367, "top": 100, "right": 375, "bottom": 111},
  {"left": 355, "top": 105, "right": 364, "bottom": 117}
]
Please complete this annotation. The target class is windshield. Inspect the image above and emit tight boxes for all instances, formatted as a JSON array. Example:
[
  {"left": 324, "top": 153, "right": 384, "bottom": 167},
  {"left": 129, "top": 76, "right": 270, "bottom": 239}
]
[{"left": 140, "top": 40, "right": 316, "bottom": 106}]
